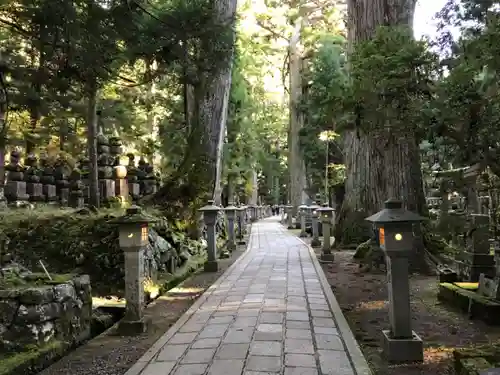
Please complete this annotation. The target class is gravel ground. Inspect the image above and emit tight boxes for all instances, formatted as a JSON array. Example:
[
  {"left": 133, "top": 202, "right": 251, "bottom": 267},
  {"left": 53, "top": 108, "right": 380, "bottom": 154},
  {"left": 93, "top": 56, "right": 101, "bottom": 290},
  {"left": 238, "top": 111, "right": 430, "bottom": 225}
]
[
  {"left": 38, "top": 243, "right": 247, "bottom": 375},
  {"left": 319, "top": 248, "right": 500, "bottom": 375}
]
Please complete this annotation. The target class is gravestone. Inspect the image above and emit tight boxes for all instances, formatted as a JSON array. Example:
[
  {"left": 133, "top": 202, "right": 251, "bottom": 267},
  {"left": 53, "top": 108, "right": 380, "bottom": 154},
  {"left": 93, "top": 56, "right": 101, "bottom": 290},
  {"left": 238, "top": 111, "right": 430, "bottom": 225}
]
[
  {"left": 456, "top": 214, "right": 495, "bottom": 282},
  {"left": 5, "top": 150, "right": 29, "bottom": 205},
  {"left": 126, "top": 154, "right": 140, "bottom": 201},
  {"left": 40, "top": 154, "right": 57, "bottom": 204},
  {"left": 97, "top": 133, "right": 115, "bottom": 203},
  {"left": 69, "top": 169, "right": 85, "bottom": 208},
  {"left": 54, "top": 157, "right": 70, "bottom": 206},
  {"left": 24, "top": 154, "right": 44, "bottom": 202}
]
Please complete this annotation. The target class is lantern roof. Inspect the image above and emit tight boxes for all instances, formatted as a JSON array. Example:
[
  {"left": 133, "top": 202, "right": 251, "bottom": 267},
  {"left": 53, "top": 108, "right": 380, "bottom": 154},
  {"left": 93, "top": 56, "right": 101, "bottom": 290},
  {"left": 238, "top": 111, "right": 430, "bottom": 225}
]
[
  {"left": 110, "top": 205, "right": 158, "bottom": 224},
  {"left": 365, "top": 198, "right": 425, "bottom": 224},
  {"left": 224, "top": 203, "right": 237, "bottom": 211},
  {"left": 199, "top": 200, "right": 220, "bottom": 213}
]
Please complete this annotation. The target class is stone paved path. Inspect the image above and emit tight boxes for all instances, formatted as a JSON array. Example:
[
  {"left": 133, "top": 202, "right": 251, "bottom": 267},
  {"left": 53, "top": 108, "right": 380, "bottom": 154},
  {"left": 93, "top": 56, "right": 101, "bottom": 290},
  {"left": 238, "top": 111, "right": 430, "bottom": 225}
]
[{"left": 128, "top": 218, "right": 370, "bottom": 375}]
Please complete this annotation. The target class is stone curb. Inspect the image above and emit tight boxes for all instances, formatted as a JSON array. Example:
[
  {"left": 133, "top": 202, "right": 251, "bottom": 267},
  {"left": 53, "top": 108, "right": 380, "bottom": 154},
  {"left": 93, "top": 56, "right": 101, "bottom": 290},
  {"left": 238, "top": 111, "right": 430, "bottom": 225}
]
[
  {"left": 292, "top": 230, "right": 373, "bottom": 375},
  {"left": 124, "top": 223, "right": 256, "bottom": 375}
]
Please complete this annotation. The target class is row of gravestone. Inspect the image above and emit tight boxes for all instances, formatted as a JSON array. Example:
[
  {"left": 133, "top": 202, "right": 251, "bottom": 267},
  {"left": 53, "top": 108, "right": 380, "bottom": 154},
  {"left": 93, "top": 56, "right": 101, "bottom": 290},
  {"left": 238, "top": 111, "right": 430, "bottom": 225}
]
[{"left": 3, "top": 139, "right": 160, "bottom": 208}]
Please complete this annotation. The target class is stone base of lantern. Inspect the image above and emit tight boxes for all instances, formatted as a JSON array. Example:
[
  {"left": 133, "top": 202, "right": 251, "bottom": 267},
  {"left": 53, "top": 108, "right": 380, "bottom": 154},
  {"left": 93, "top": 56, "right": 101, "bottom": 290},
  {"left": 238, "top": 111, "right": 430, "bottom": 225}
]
[
  {"left": 117, "top": 317, "right": 151, "bottom": 336},
  {"left": 311, "top": 238, "right": 321, "bottom": 247},
  {"left": 204, "top": 260, "right": 218, "bottom": 273},
  {"left": 299, "top": 230, "right": 308, "bottom": 238},
  {"left": 237, "top": 238, "right": 246, "bottom": 245},
  {"left": 382, "top": 329, "right": 423, "bottom": 364},
  {"left": 320, "top": 252, "right": 335, "bottom": 263}
]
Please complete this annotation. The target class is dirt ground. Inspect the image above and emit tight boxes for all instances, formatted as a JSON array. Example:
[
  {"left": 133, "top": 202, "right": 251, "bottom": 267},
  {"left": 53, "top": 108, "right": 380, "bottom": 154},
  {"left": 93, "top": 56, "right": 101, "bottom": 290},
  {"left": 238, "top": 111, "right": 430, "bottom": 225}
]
[
  {"left": 320, "top": 249, "right": 500, "bottom": 375},
  {"left": 38, "top": 244, "right": 246, "bottom": 375}
]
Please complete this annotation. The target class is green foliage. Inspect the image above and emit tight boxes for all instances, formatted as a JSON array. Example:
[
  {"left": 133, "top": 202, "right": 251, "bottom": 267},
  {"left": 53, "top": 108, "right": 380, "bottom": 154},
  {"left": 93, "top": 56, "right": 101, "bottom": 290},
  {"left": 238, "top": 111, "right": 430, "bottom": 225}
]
[
  {"left": 349, "top": 26, "right": 437, "bottom": 135},
  {"left": 300, "top": 34, "right": 348, "bottom": 194}
]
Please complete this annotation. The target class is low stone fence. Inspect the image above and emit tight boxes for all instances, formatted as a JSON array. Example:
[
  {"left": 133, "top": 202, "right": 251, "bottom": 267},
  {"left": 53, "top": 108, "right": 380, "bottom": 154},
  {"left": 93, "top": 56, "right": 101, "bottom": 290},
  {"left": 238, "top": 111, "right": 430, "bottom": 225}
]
[{"left": 0, "top": 274, "right": 92, "bottom": 352}]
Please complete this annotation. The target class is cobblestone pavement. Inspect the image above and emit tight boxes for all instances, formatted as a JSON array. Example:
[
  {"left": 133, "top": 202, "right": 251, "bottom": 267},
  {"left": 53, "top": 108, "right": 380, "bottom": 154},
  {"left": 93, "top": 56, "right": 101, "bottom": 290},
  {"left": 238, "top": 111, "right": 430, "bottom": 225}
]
[{"left": 130, "top": 218, "right": 367, "bottom": 375}]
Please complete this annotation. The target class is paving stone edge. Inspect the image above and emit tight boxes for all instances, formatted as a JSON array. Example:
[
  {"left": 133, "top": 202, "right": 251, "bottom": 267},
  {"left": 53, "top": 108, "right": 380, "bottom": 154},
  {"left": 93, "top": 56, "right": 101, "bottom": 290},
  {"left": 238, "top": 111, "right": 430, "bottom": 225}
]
[
  {"left": 293, "top": 232, "right": 373, "bottom": 375},
  {"left": 124, "top": 224, "right": 255, "bottom": 375}
]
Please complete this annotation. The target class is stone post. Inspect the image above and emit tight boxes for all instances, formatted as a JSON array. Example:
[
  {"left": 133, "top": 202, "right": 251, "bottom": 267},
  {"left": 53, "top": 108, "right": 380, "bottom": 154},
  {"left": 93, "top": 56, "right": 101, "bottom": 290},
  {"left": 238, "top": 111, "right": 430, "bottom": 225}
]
[
  {"left": 311, "top": 208, "right": 321, "bottom": 247},
  {"left": 280, "top": 204, "right": 285, "bottom": 223},
  {"left": 286, "top": 204, "right": 293, "bottom": 229},
  {"left": 112, "top": 206, "right": 157, "bottom": 335},
  {"left": 317, "top": 204, "right": 335, "bottom": 262},
  {"left": 199, "top": 200, "right": 220, "bottom": 272},
  {"left": 299, "top": 204, "right": 308, "bottom": 238},
  {"left": 365, "top": 199, "right": 425, "bottom": 363},
  {"left": 237, "top": 206, "right": 246, "bottom": 245},
  {"left": 225, "top": 203, "right": 237, "bottom": 252}
]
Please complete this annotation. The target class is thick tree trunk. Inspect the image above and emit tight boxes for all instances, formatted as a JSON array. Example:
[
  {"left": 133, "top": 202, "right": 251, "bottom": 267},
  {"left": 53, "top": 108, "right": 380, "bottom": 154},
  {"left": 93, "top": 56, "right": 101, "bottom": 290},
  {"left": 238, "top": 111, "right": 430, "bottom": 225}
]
[
  {"left": 288, "top": 19, "right": 308, "bottom": 215},
  {"left": 336, "top": 0, "right": 425, "bottom": 253},
  {"left": 196, "top": 0, "right": 238, "bottom": 206},
  {"left": 86, "top": 81, "right": 99, "bottom": 208}
]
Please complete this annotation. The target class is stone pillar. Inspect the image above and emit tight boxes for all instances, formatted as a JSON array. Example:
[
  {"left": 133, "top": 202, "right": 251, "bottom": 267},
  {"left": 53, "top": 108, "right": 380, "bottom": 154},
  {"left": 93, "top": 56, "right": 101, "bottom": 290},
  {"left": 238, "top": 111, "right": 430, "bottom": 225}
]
[
  {"left": 286, "top": 204, "right": 293, "bottom": 229},
  {"left": 311, "top": 209, "right": 321, "bottom": 247},
  {"left": 237, "top": 206, "right": 246, "bottom": 245},
  {"left": 122, "top": 244, "right": 144, "bottom": 323},
  {"left": 200, "top": 200, "right": 220, "bottom": 272},
  {"left": 112, "top": 206, "right": 156, "bottom": 335},
  {"left": 365, "top": 199, "right": 424, "bottom": 363},
  {"left": 225, "top": 203, "right": 237, "bottom": 251},
  {"left": 299, "top": 205, "right": 307, "bottom": 238},
  {"left": 318, "top": 205, "right": 335, "bottom": 262}
]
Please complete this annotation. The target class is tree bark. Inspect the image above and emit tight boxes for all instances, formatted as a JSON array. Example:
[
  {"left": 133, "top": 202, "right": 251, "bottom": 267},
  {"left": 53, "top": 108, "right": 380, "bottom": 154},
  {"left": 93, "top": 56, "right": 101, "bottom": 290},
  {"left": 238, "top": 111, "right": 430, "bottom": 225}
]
[
  {"left": 196, "top": 0, "right": 238, "bottom": 205},
  {"left": 336, "top": 0, "right": 425, "bottom": 248},
  {"left": 288, "top": 18, "right": 308, "bottom": 215},
  {"left": 86, "top": 80, "right": 99, "bottom": 208}
]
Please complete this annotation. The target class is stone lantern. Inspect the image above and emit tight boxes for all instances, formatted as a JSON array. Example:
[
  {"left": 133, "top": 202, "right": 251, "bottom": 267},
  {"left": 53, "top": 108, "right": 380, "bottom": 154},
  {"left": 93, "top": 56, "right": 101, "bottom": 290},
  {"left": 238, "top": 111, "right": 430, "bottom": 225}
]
[
  {"left": 237, "top": 205, "right": 247, "bottom": 245},
  {"left": 298, "top": 204, "right": 308, "bottom": 237},
  {"left": 286, "top": 204, "right": 293, "bottom": 229},
  {"left": 310, "top": 202, "right": 321, "bottom": 247},
  {"left": 224, "top": 203, "right": 237, "bottom": 251},
  {"left": 365, "top": 198, "right": 425, "bottom": 363},
  {"left": 112, "top": 205, "right": 157, "bottom": 335},
  {"left": 317, "top": 204, "right": 335, "bottom": 262},
  {"left": 199, "top": 200, "right": 220, "bottom": 272}
]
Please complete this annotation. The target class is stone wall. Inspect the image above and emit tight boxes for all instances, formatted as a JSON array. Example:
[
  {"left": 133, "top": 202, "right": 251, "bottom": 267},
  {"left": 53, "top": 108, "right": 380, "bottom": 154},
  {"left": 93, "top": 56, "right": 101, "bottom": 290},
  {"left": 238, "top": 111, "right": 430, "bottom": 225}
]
[{"left": 0, "top": 275, "right": 92, "bottom": 351}]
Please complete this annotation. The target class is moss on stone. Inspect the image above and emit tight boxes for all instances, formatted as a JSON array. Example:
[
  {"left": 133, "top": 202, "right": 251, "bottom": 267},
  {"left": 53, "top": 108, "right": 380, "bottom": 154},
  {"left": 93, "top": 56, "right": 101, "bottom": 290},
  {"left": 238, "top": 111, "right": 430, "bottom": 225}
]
[
  {"left": 454, "top": 282, "right": 479, "bottom": 290},
  {"left": 0, "top": 273, "right": 75, "bottom": 290},
  {"left": 158, "top": 254, "right": 207, "bottom": 294},
  {"left": 457, "top": 357, "right": 493, "bottom": 375},
  {"left": 0, "top": 340, "right": 65, "bottom": 375}
]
